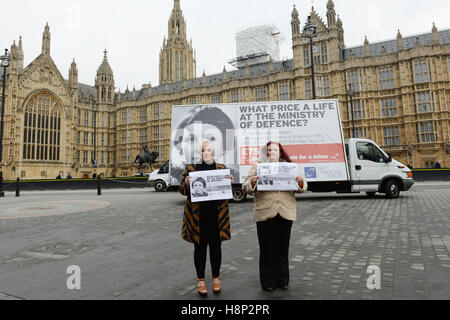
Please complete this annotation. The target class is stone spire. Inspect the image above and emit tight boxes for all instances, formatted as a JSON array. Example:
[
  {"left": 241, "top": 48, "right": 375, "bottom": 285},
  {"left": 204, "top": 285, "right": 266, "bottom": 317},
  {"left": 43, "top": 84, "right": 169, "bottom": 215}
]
[
  {"left": 326, "top": 0, "right": 336, "bottom": 29},
  {"left": 95, "top": 50, "right": 115, "bottom": 105},
  {"left": 222, "top": 66, "right": 227, "bottom": 81},
  {"left": 97, "top": 49, "right": 114, "bottom": 76},
  {"left": 397, "top": 29, "right": 403, "bottom": 51},
  {"left": 17, "top": 36, "right": 24, "bottom": 70},
  {"left": 159, "top": 0, "right": 196, "bottom": 85},
  {"left": 69, "top": 58, "right": 78, "bottom": 91},
  {"left": 432, "top": 23, "right": 439, "bottom": 46},
  {"left": 9, "top": 40, "right": 19, "bottom": 74},
  {"left": 337, "top": 15, "right": 344, "bottom": 45},
  {"left": 42, "top": 23, "right": 51, "bottom": 55},
  {"left": 169, "top": 0, "right": 185, "bottom": 38},
  {"left": 174, "top": 0, "right": 181, "bottom": 11},
  {"left": 337, "top": 15, "right": 343, "bottom": 28},
  {"left": 364, "top": 36, "right": 370, "bottom": 57},
  {"left": 291, "top": 5, "right": 300, "bottom": 39}
]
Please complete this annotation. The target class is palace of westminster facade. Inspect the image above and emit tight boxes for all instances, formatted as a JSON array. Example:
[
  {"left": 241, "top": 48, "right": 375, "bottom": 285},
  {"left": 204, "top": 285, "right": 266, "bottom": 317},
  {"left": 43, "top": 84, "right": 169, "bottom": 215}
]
[{"left": 0, "top": 0, "right": 449, "bottom": 180}]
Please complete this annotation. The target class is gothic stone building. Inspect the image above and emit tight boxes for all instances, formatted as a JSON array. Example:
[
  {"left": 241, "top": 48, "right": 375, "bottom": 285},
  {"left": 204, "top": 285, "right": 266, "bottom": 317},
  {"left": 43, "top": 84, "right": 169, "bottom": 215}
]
[{"left": 1, "top": 0, "right": 449, "bottom": 180}]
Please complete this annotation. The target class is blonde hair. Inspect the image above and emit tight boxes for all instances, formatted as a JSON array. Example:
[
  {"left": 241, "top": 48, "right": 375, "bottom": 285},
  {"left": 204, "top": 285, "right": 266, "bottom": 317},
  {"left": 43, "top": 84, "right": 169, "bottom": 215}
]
[{"left": 200, "top": 139, "right": 215, "bottom": 155}]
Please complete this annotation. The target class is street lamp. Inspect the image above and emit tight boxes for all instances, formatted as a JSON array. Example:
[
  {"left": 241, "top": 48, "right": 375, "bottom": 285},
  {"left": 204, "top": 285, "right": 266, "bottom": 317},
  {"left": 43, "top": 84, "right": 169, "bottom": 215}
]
[
  {"left": 0, "top": 49, "right": 11, "bottom": 198},
  {"left": 302, "top": 16, "right": 318, "bottom": 99},
  {"left": 346, "top": 85, "right": 356, "bottom": 138}
]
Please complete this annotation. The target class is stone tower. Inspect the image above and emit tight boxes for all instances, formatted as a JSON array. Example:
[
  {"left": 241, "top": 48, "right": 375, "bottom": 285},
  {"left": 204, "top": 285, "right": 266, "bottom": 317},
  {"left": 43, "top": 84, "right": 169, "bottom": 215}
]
[
  {"left": 291, "top": 2, "right": 345, "bottom": 70},
  {"left": 159, "top": 0, "right": 196, "bottom": 85},
  {"left": 9, "top": 40, "right": 19, "bottom": 75},
  {"left": 68, "top": 58, "right": 78, "bottom": 92},
  {"left": 291, "top": 5, "right": 300, "bottom": 39},
  {"left": 327, "top": 0, "right": 337, "bottom": 30},
  {"left": 17, "top": 36, "right": 24, "bottom": 70},
  {"left": 42, "top": 23, "right": 51, "bottom": 55},
  {"left": 95, "top": 50, "right": 115, "bottom": 105}
]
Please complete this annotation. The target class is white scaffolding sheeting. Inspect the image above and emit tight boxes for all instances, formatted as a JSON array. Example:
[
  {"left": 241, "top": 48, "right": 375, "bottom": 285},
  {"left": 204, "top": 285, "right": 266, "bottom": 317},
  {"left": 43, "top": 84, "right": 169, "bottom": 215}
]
[{"left": 229, "top": 24, "right": 284, "bottom": 68}]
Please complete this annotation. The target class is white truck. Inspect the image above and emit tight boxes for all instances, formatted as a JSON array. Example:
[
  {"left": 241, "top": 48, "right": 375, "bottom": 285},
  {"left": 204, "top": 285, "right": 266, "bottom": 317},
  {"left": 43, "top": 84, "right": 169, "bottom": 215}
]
[{"left": 148, "top": 100, "right": 413, "bottom": 201}]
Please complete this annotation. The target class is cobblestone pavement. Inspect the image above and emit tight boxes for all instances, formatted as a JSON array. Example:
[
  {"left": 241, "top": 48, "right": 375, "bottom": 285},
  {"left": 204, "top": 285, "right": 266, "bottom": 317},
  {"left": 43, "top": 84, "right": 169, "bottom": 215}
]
[{"left": 0, "top": 182, "right": 449, "bottom": 300}]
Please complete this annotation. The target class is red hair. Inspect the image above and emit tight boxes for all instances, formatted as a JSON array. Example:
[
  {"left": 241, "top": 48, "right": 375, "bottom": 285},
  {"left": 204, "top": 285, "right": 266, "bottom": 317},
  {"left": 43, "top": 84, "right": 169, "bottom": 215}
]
[{"left": 265, "top": 141, "right": 292, "bottom": 163}]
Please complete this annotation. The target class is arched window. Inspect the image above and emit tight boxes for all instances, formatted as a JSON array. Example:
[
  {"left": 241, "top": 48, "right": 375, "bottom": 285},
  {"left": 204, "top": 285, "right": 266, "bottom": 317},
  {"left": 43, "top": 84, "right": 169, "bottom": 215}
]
[{"left": 23, "top": 92, "right": 62, "bottom": 161}]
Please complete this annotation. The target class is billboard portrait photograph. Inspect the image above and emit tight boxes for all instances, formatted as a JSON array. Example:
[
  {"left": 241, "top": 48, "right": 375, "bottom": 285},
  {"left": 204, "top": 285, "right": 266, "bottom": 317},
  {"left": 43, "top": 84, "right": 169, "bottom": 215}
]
[{"left": 170, "top": 105, "right": 240, "bottom": 185}]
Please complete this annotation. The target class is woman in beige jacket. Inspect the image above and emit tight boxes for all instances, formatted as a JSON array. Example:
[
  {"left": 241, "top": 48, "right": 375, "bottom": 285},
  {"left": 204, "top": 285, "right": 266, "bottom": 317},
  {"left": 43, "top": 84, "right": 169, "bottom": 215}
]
[{"left": 243, "top": 141, "right": 308, "bottom": 292}]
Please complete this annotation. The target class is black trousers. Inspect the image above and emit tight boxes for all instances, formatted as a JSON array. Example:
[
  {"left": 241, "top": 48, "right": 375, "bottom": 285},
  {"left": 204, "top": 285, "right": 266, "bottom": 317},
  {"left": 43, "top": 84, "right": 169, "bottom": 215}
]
[
  {"left": 194, "top": 219, "right": 222, "bottom": 279},
  {"left": 256, "top": 214, "right": 293, "bottom": 289}
]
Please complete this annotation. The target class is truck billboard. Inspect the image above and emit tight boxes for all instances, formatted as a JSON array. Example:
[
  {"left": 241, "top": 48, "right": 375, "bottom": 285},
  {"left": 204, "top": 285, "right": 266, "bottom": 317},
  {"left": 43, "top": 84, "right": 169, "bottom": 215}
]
[{"left": 169, "top": 100, "right": 349, "bottom": 186}]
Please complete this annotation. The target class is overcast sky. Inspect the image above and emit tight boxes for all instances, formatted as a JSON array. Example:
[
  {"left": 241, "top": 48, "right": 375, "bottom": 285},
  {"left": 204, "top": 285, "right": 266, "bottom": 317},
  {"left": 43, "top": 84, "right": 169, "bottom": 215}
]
[{"left": 2, "top": 0, "right": 449, "bottom": 92}]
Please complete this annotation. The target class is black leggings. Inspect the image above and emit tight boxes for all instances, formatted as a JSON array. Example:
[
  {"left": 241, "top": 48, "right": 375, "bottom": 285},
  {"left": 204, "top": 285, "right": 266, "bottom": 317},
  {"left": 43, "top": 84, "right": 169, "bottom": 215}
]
[{"left": 194, "top": 220, "right": 222, "bottom": 279}]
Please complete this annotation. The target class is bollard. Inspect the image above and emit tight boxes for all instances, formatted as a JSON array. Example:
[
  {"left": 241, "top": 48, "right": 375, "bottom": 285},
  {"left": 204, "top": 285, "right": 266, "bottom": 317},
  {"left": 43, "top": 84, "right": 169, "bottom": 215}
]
[
  {"left": 97, "top": 174, "right": 101, "bottom": 196},
  {"left": 16, "top": 177, "right": 20, "bottom": 197}
]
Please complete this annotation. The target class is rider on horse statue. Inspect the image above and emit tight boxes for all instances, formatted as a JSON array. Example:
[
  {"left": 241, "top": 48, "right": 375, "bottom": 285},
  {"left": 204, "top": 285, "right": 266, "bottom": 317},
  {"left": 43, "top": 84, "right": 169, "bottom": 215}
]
[{"left": 134, "top": 145, "right": 159, "bottom": 173}]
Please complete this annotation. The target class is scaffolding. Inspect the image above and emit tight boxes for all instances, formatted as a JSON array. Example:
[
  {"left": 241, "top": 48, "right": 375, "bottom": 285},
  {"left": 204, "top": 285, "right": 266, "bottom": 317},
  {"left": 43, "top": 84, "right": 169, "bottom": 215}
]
[{"left": 228, "top": 24, "right": 284, "bottom": 69}]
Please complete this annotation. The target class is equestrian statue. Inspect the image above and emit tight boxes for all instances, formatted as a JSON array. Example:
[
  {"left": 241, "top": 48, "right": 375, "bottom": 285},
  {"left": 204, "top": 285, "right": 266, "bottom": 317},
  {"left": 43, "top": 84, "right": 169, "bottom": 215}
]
[{"left": 134, "top": 145, "right": 159, "bottom": 173}]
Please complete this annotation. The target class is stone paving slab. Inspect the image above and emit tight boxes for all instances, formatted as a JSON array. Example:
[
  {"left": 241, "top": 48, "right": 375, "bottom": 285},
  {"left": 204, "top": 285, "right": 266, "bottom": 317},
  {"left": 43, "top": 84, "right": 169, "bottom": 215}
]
[{"left": 0, "top": 183, "right": 449, "bottom": 300}]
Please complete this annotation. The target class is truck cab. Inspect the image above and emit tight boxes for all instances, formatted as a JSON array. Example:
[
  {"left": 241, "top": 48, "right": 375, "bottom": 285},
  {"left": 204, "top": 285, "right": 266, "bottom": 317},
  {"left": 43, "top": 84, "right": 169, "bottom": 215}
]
[
  {"left": 148, "top": 160, "right": 170, "bottom": 192},
  {"left": 346, "top": 138, "right": 414, "bottom": 198}
]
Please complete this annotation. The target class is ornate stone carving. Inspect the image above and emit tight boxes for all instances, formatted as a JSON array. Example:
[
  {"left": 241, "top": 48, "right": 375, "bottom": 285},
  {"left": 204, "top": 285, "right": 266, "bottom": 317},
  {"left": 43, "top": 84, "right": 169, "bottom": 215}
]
[
  {"left": 407, "top": 144, "right": 413, "bottom": 157},
  {"left": 445, "top": 142, "right": 450, "bottom": 154}
]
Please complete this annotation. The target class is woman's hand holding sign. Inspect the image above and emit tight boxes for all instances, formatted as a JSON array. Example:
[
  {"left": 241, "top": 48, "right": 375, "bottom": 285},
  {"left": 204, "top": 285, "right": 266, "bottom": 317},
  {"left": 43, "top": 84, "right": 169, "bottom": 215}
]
[
  {"left": 185, "top": 176, "right": 191, "bottom": 188},
  {"left": 250, "top": 176, "right": 259, "bottom": 188},
  {"left": 296, "top": 175, "right": 304, "bottom": 189}
]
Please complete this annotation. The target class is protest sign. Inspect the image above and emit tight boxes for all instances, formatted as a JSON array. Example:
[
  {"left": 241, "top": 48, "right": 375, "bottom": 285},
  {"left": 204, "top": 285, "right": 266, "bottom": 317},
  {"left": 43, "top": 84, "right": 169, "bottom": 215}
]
[
  {"left": 257, "top": 163, "right": 299, "bottom": 191},
  {"left": 189, "top": 169, "right": 233, "bottom": 202}
]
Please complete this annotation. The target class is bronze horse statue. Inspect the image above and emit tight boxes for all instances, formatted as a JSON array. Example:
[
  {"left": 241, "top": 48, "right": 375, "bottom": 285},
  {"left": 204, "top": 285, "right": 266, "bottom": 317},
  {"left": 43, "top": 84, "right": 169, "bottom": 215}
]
[{"left": 134, "top": 145, "right": 159, "bottom": 172}]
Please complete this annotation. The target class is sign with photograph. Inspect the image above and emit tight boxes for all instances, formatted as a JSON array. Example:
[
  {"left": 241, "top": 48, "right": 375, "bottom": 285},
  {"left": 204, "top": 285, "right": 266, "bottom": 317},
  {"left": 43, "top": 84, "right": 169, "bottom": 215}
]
[
  {"left": 170, "top": 105, "right": 239, "bottom": 186},
  {"left": 189, "top": 169, "right": 233, "bottom": 203},
  {"left": 257, "top": 163, "right": 299, "bottom": 191},
  {"left": 238, "top": 100, "right": 348, "bottom": 182},
  {"left": 170, "top": 100, "right": 349, "bottom": 185}
]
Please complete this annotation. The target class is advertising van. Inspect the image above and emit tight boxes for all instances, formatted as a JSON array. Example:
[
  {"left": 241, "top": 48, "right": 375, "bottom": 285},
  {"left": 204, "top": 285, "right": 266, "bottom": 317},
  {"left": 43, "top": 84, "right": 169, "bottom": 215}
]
[{"left": 148, "top": 100, "right": 413, "bottom": 201}]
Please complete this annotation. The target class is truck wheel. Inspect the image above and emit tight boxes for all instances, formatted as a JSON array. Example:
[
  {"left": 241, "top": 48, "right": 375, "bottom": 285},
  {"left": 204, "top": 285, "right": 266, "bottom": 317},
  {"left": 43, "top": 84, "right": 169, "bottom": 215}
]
[
  {"left": 384, "top": 180, "right": 400, "bottom": 199},
  {"left": 232, "top": 187, "right": 246, "bottom": 203},
  {"left": 154, "top": 180, "right": 167, "bottom": 192}
]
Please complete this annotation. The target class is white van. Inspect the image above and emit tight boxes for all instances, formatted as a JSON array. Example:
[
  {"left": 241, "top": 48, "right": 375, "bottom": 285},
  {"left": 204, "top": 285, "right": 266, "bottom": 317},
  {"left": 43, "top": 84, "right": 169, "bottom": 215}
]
[
  {"left": 305, "top": 138, "right": 414, "bottom": 198},
  {"left": 148, "top": 160, "right": 170, "bottom": 192}
]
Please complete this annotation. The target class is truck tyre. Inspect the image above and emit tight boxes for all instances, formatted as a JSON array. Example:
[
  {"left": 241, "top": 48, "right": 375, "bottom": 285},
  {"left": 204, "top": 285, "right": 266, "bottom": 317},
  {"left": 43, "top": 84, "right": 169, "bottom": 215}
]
[
  {"left": 154, "top": 180, "right": 167, "bottom": 192},
  {"left": 232, "top": 186, "right": 246, "bottom": 203},
  {"left": 384, "top": 180, "right": 400, "bottom": 199}
]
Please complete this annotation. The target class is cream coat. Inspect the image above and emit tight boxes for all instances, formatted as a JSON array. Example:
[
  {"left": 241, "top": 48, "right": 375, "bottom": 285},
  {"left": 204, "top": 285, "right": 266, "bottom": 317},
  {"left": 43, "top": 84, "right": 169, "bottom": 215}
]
[{"left": 242, "top": 164, "right": 308, "bottom": 222}]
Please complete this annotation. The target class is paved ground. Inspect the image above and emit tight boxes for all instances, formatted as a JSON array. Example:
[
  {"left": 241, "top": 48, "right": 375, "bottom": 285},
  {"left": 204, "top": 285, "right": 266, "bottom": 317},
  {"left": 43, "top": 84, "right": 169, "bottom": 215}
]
[{"left": 0, "top": 182, "right": 449, "bottom": 300}]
